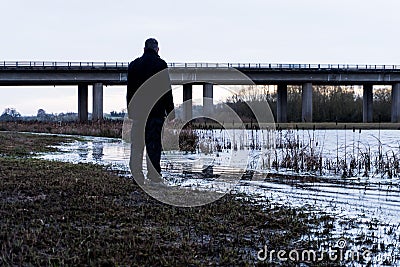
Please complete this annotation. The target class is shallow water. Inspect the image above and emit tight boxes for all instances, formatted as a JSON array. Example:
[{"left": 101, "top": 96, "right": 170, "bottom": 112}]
[
  {"left": 37, "top": 129, "right": 400, "bottom": 221},
  {"left": 36, "top": 129, "right": 400, "bottom": 265}
]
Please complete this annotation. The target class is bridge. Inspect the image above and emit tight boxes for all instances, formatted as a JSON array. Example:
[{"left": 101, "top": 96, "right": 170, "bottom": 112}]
[{"left": 1, "top": 61, "right": 400, "bottom": 123}]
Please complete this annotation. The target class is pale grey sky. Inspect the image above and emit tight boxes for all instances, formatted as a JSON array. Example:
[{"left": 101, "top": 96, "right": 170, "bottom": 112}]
[{"left": 1, "top": 0, "right": 400, "bottom": 115}]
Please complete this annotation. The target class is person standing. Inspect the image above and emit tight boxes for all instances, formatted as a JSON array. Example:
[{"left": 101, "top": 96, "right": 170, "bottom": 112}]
[{"left": 127, "top": 38, "right": 175, "bottom": 184}]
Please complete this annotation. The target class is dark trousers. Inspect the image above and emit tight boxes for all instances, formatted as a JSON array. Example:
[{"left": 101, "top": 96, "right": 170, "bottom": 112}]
[
  {"left": 130, "top": 117, "right": 164, "bottom": 176},
  {"left": 145, "top": 117, "right": 164, "bottom": 174}
]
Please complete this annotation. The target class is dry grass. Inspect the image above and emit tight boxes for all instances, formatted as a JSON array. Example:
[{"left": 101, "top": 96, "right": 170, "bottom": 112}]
[{"left": 0, "top": 120, "right": 123, "bottom": 138}]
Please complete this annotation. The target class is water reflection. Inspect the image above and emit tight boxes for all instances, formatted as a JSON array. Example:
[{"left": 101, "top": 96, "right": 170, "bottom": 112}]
[
  {"left": 38, "top": 136, "right": 131, "bottom": 173},
  {"left": 77, "top": 142, "right": 88, "bottom": 160},
  {"left": 92, "top": 141, "right": 104, "bottom": 162}
]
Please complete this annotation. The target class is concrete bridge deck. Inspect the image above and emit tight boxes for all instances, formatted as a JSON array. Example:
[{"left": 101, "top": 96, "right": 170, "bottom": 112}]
[
  {"left": 1, "top": 61, "right": 400, "bottom": 85},
  {"left": 1, "top": 61, "right": 400, "bottom": 122}
]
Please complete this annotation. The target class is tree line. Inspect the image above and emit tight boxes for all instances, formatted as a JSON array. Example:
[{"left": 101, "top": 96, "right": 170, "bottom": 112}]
[
  {"left": 225, "top": 85, "right": 392, "bottom": 123},
  {"left": 0, "top": 109, "right": 127, "bottom": 122}
]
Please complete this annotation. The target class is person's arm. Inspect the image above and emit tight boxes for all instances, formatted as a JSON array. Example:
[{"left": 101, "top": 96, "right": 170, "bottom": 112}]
[
  {"left": 126, "top": 62, "right": 135, "bottom": 114},
  {"left": 160, "top": 61, "right": 175, "bottom": 121},
  {"left": 165, "top": 87, "right": 175, "bottom": 121},
  {"left": 127, "top": 60, "right": 141, "bottom": 119}
]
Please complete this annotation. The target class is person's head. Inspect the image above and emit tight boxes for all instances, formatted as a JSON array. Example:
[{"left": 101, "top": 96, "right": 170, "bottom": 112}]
[{"left": 144, "top": 38, "right": 159, "bottom": 53}]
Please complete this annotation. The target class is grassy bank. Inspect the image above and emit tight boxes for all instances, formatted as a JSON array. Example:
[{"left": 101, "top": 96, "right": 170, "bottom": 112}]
[
  {"left": 0, "top": 132, "right": 79, "bottom": 157},
  {"left": 0, "top": 120, "right": 123, "bottom": 138},
  {"left": 0, "top": 132, "right": 336, "bottom": 266},
  {"left": 1, "top": 121, "right": 400, "bottom": 140}
]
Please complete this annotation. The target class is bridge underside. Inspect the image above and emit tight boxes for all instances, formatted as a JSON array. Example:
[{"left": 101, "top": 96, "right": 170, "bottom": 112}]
[{"left": 178, "top": 82, "right": 400, "bottom": 124}]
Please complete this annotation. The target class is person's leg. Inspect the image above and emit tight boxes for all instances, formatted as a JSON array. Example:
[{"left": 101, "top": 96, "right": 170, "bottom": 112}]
[
  {"left": 145, "top": 117, "right": 164, "bottom": 180},
  {"left": 130, "top": 120, "right": 145, "bottom": 184}
]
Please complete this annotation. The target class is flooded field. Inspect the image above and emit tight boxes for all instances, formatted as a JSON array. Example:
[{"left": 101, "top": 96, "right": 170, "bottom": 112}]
[{"left": 37, "top": 128, "right": 400, "bottom": 265}]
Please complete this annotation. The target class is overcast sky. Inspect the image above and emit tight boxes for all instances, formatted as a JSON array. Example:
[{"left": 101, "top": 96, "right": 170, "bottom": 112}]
[{"left": 1, "top": 0, "right": 400, "bottom": 115}]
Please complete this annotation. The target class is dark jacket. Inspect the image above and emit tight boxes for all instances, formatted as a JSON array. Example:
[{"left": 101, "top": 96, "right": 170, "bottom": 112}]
[{"left": 127, "top": 49, "right": 174, "bottom": 119}]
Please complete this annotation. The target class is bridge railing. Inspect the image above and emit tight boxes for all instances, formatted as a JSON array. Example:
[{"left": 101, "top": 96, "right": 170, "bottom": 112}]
[
  {"left": 169, "top": 62, "right": 400, "bottom": 70},
  {"left": 1, "top": 61, "right": 400, "bottom": 70},
  {"left": 0, "top": 61, "right": 130, "bottom": 69}
]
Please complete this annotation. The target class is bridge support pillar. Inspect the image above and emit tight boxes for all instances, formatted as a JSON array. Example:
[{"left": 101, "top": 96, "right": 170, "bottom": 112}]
[
  {"left": 301, "top": 83, "right": 313, "bottom": 122},
  {"left": 183, "top": 84, "right": 193, "bottom": 121},
  {"left": 92, "top": 83, "right": 103, "bottom": 121},
  {"left": 203, "top": 83, "right": 213, "bottom": 116},
  {"left": 391, "top": 83, "right": 400, "bottom": 123},
  {"left": 277, "top": 84, "right": 288, "bottom": 123},
  {"left": 363, "top": 84, "right": 373, "bottom": 123},
  {"left": 78, "top": 84, "right": 88, "bottom": 122}
]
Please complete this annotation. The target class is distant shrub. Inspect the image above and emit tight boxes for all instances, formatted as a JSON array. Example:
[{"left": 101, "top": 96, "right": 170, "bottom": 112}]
[{"left": 179, "top": 128, "right": 199, "bottom": 153}]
